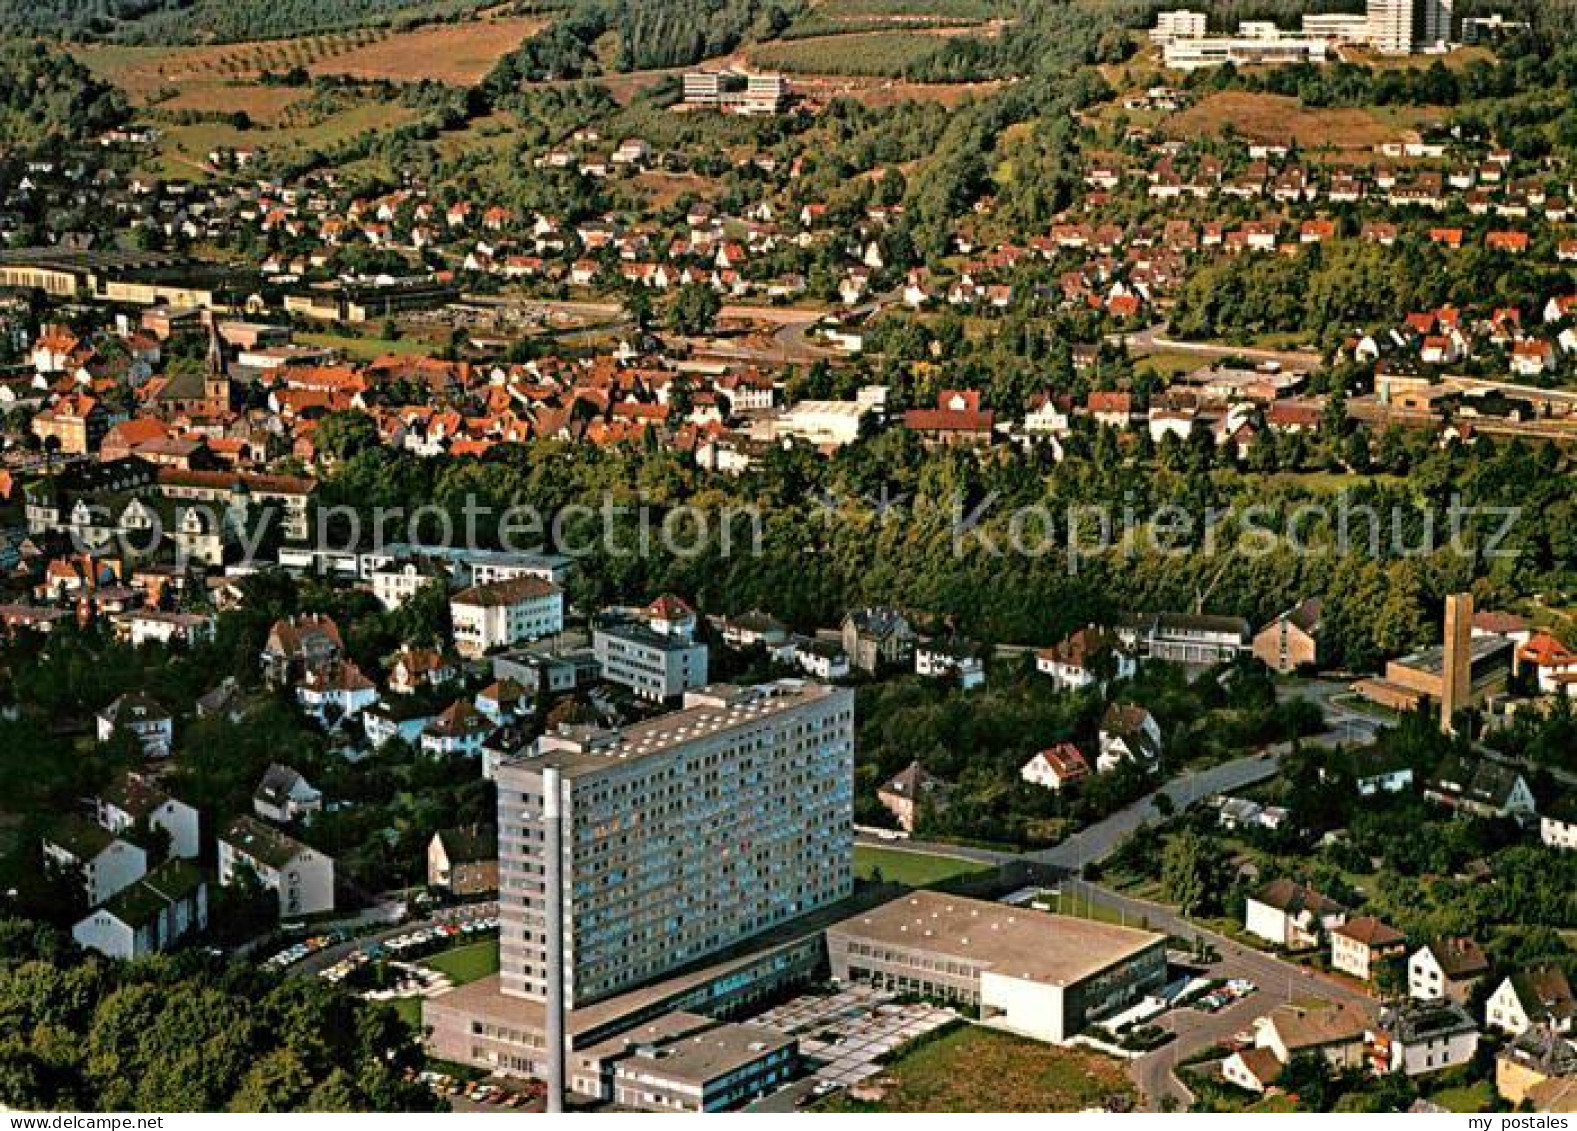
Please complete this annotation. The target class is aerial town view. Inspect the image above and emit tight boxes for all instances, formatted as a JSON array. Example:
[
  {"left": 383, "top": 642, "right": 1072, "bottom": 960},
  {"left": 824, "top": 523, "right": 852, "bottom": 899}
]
[{"left": 0, "top": 0, "right": 1576, "bottom": 1117}]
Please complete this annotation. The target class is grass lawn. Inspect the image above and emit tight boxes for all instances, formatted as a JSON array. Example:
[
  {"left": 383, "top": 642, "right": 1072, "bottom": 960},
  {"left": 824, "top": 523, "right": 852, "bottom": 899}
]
[
  {"left": 392, "top": 996, "right": 425, "bottom": 1030},
  {"left": 298, "top": 331, "right": 436, "bottom": 360},
  {"left": 855, "top": 845, "right": 991, "bottom": 888},
  {"left": 421, "top": 939, "right": 499, "bottom": 986},
  {"left": 1429, "top": 1082, "right": 1494, "bottom": 1113},
  {"left": 822, "top": 1025, "right": 1135, "bottom": 1112}
]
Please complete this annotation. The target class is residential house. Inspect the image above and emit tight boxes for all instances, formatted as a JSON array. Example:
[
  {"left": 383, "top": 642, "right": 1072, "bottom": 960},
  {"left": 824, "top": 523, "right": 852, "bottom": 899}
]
[
  {"left": 793, "top": 637, "right": 850, "bottom": 682},
  {"left": 1035, "top": 625, "right": 1135, "bottom": 692},
  {"left": 1244, "top": 878, "right": 1347, "bottom": 949},
  {"left": 877, "top": 760, "right": 946, "bottom": 834},
  {"left": 1423, "top": 754, "right": 1536, "bottom": 819},
  {"left": 43, "top": 817, "right": 147, "bottom": 906},
  {"left": 71, "top": 860, "right": 208, "bottom": 960},
  {"left": 218, "top": 815, "right": 334, "bottom": 918},
  {"left": 1019, "top": 744, "right": 1091, "bottom": 791},
  {"left": 261, "top": 614, "right": 343, "bottom": 685},
  {"left": 95, "top": 772, "right": 200, "bottom": 860},
  {"left": 1409, "top": 938, "right": 1491, "bottom": 1005},
  {"left": 1542, "top": 791, "right": 1577, "bottom": 851},
  {"left": 1330, "top": 916, "right": 1407, "bottom": 982},
  {"left": 1372, "top": 1001, "right": 1480, "bottom": 1076},
  {"left": 253, "top": 764, "right": 323, "bottom": 824},
  {"left": 914, "top": 638, "right": 984, "bottom": 690},
  {"left": 1347, "top": 746, "right": 1415, "bottom": 797},
  {"left": 428, "top": 825, "right": 499, "bottom": 896},
  {"left": 1488, "top": 968, "right": 1577, "bottom": 1037},
  {"left": 475, "top": 678, "right": 530, "bottom": 725},
  {"left": 841, "top": 607, "right": 915, "bottom": 675},
  {"left": 1221, "top": 1046, "right": 1285, "bottom": 1094},
  {"left": 95, "top": 693, "right": 173, "bottom": 758},
  {"left": 1496, "top": 1026, "right": 1577, "bottom": 1107},
  {"left": 1097, "top": 703, "right": 1162, "bottom": 772},
  {"left": 388, "top": 645, "right": 457, "bottom": 695},
  {"left": 295, "top": 660, "right": 378, "bottom": 723},
  {"left": 421, "top": 700, "right": 494, "bottom": 759},
  {"left": 1253, "top": 1002, "right": 1370, "bottom": 1070}
]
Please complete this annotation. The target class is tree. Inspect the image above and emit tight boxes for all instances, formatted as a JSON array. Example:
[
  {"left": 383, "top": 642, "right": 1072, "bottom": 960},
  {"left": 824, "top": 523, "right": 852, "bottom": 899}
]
[
  {"left": 1161, "top": 830, "right": 1224, "bottom": 917},
  {"left": 666, "top": 284, "right": 721, "bottom": 337}
]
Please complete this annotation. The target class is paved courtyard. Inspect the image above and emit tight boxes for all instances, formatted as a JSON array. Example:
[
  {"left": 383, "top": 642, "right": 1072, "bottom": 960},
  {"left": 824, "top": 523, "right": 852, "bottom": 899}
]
[{"left": 753, "top": 985, "right": 958, "bottom": 1088}]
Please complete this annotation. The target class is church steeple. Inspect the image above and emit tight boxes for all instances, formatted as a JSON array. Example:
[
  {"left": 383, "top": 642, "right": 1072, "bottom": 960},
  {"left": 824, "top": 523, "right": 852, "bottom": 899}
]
[{"left": 203, "top": 310, "right": 232, "bottom": 413}]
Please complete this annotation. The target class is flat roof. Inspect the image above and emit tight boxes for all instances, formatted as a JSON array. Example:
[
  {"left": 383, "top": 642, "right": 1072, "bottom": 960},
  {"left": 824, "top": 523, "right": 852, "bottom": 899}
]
[
  {"left": 828, "top": 890, "right": 1165, "bottom": 987},
  {"left": 612, "top": 1019, "right": 792, "bottom": 1085},
  {"left": 1392, "top": 634, "right": 1512, "bottom": 675},
  {"left": 504, "top": 680, "right": 846, "bottom": 780}
]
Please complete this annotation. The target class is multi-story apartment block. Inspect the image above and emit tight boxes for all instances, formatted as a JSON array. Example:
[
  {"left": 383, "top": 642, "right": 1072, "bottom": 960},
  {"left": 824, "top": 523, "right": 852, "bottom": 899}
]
[
  {"left": 451, "top": 576, "right": 565, "bottom": 658},
  {"left": 593, "top": 620, "right": 709, "bottom": 701},
  {"left": 495, "top": 680, "right": 855, "bottom": 1009},
  {"left": 218, "top": 815, "right": 335, "bottom": 918}
]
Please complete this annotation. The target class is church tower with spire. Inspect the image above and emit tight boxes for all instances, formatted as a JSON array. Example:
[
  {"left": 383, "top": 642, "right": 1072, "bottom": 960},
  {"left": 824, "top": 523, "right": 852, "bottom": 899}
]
[{"left": 203, "top": 310, "right": 233, "bottom": 415}]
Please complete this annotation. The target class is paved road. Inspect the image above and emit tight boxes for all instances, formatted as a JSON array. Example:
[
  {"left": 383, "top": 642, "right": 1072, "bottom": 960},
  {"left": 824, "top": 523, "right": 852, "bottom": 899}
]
[
  {"left": 1110, "top": 323, "right": 1324, "bottom": 371},
  {"left": 1029, "top": 752, "right": 1282, "bottom": 871}
]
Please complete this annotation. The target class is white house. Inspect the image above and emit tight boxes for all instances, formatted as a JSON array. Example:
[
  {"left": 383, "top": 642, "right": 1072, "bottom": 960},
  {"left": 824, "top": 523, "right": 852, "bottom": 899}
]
[
  {"left": 1373, "top": 1002, "right": 1480, "bottom": 1077},
  {"left": 371, "top": 555, "right": 449, "bottom": 610},
  {"left": 1036, "top": 625, "right": 1135, "bottom": 693},
  {"left": 1408, "top": 938, "right": 1490, "bottom": 1005},
  {"left": 95, "top": 693, "right": 173, "bottom": 758},
  {"left": 1097, "top": 703, "right": 1162, "bottom": 772},
  {"left": 915, "top": 639, "right": 984, "bottom": 690},
  {"left": 1541, "top": 794, "right": 1577, "bottom": 851},
  {"left": 296, "top": 660, "right": 379, "bottom": 723},
  {"left": 1019, "top": 744, "right": 1091, "bottom": 791},
  {"left": 218, "top": 816, "right": 335, "bottom": 918},
  {"left": 43, "top": 818, "right": 148, "bottom": 906},
  {"left": 1487, "top": 969, "right": 1576, "bottom": 1037},
  {"left": 71, "top": 860, "right": 208, "bottom": 961},
  {"left": 1244, "top": 878, "right": 1347, "bottom": 949},
  {"left": 793, "top": 637, "right": 850, "bottom": 681},
  {"left": 253, "top": 764, "right": 323, "bottom": 824},
  {"left": 116, "top": 609, "right": 217, "bottom": 648},
  {"left": 95, "top": 772, "right": 201, "bottom": 860},
  {"left": 420, "top": 700, "right": 494, "bottom": 758},
  {"left": 450, "top": 576, "right": 564, "bottom": 658}
]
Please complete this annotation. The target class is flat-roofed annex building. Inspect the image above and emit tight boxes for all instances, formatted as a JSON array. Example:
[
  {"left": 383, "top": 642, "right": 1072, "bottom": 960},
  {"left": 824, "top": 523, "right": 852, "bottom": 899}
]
[
  {"left": 827, "top": 891, "right": 1167, "bottom": 1044},
  {"left": 496, "top": 680, "right": 855, "bottom": 1009}
]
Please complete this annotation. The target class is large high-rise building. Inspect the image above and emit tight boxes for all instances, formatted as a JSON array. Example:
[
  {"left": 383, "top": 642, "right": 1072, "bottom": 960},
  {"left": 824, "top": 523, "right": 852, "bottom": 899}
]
[
  {"left": 496, "top": 680, "right": 855, "bottom": 1009},
  {"left": 1367, "top": 0, "right": 1453, "bottom": 53}
]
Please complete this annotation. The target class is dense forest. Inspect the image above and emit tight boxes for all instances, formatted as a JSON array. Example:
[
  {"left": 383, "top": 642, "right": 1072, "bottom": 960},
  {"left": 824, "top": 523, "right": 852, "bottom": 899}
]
[
  {"left": 0, "top": 40, "right": 127, "bottom": 147},
  {"left": 0, "top": 920, "right": 440, "bottom": 1111}
]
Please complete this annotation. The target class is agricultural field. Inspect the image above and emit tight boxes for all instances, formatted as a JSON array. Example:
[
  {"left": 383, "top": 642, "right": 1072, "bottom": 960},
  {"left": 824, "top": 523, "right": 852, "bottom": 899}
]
[
  {"left": 1161, "top": 91, "right": 1430, "bottom": 150},
  {"left": 72, "top": 31, "right": 393, "bottom": 102},
  {"left": 746, "top": 30, "right": 957, "bottom": 77},
  {"left": 303, "top": 15, "right": 548, "bottom": 84},
  {"left": 853, "top": 844, "right": 992, "bottom": 887},
  {"left": 821, "top": 1025, "right": 1137, "bottom": 1112},
  {"left": 785, "top": 72, "right": 1007, "bottom": 107}
]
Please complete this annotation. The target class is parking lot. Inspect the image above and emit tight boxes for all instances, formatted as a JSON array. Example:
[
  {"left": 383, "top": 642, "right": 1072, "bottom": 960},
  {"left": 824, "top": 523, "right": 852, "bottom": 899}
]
[{"left": 752, "top": 985, "right": 958, "bottom": 1091}]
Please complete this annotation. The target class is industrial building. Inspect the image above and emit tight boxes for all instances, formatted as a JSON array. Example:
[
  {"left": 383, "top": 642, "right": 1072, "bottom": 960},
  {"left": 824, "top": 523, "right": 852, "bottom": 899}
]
[{"left": 825, "top": 892, "right": 1168, "bottom": 1044}]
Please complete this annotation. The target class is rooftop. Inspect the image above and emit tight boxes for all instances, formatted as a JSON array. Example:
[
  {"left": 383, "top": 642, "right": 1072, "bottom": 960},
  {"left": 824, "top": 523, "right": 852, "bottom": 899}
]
[
  {"left": 504, "top": 681, "right": 846, "bottom": 779},
  {"left": 827, "top": 891, "right": 1164, "bottom": 987}
]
